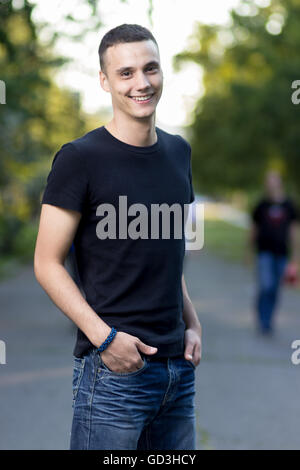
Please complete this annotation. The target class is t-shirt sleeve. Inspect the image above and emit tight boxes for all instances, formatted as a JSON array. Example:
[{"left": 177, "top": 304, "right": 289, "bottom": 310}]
[
  {"left": 185, "top": 140, "right": 195, "bottom": 204},
  {"left": 41, "top": 143, "right": 88, "bottom": 213},
  {"left": 188, "top": 155, "right": 195, "bottom": 204},
  {"left": 175, "top": 134, "right": 195, "bottom": 203}
]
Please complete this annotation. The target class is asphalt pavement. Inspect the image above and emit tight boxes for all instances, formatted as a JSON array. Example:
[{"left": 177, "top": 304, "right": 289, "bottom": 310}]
[{"left": 0, "top": 250, "right": 299, "bottom": 450}]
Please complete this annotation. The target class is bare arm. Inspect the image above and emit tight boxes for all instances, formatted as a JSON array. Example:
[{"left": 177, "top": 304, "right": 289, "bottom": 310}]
[
  {"left": 249, "top": 222, "right": 257, "bottom": 249},
  {"left": 182, "top": 274, "right": 201, "bottom": 333},
  {"left": 289, "top": 222, "right": 300, "bottom": 264},
  {"left": 243, "top": 221, "right": 257, "bottom": 265},
  {"left": 34, "top": 204, "right": 111, "bottom": 347},
  {"left": 181, "top": 273, "right": 202, "bottom": 365},
  {"left": 34, "top": 204, "right": 157, "bottom": 371}
]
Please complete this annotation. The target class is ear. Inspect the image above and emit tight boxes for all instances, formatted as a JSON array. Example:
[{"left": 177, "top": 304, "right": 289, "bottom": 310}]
[{"left": 99, "top": 70, "right": 110, "bottom": 93}]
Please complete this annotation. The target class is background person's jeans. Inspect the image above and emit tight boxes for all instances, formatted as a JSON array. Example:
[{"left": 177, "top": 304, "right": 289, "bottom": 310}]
[
  {"left": 70, "top": 348, "right": 196, "bottom": 450},
  {"left": 256, "top": 251, "right": 288, "bottom": 332}
]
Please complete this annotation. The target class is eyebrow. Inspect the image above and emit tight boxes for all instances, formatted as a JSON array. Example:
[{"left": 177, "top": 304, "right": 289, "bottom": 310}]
[{"left": 116, "top": 61, "right": 160, "bottom": 74}]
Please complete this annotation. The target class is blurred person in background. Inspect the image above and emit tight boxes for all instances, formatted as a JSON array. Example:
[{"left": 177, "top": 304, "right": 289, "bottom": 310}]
[{"left": 249, "top": 170, "right": 299, "bottom": 335}]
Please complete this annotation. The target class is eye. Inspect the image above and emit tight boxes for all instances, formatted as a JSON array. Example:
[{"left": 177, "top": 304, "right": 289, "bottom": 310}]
[
  {"left": 121, "top": 71, "right": 132, "bottom": 78},
  {"left": 146, "top": 65, "right": 158, "bottom": 72}
]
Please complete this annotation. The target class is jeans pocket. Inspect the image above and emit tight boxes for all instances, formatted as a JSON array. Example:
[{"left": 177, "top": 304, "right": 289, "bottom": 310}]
[
  {"left": 185, "top": 358, "right": 196, "bottom": 370},
  {"left": 98, "top": 353, "right": 148, "bottom": 377},
  {"left": 72, "top": 357, "right": 85, "bottom": 408}
]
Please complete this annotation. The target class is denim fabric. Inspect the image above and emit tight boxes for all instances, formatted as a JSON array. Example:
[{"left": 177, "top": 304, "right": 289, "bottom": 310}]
[
  {"left": 70, "top": 348, "right": 196, "bottom": 450},
  {"left": 256, "top": 251, "right": 288, "bottom": 332}
]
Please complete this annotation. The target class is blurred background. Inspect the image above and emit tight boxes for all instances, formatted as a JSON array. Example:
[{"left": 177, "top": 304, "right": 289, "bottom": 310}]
[{"left": 0, "top": 0, "right": 299, "bottom": 450}]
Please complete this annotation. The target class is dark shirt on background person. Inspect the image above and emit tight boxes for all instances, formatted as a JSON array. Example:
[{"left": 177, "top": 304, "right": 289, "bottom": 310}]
[{"left": 251, "top": 198, "right": 298, "bottom": 256}]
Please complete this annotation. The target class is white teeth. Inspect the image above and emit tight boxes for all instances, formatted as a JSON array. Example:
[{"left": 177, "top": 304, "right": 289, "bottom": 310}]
[{"left": 131, "top": 95, "right": 152, "bottom": 101}]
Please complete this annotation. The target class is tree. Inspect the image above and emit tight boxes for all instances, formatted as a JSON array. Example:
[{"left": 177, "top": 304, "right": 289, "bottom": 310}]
[
  {"left": 174, "top": 0, "right": 300, "bottom": 204},
  {"left": 0, "top": 1, "right": 94, "bottom": 256}
]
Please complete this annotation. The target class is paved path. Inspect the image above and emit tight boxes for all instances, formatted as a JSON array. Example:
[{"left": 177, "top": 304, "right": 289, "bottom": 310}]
[
  {"left": 184, "top": 250, "right": 300, "bottom": 450},
  {"left": 0, "top": 251, "right": 299, "bottom": 449}
]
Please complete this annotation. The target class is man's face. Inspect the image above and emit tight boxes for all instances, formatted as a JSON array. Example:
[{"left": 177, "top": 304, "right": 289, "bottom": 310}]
[
  {"left": 99, "top": 40, "right": 163, "bottom": 120},
  {"left": 265, "top": 171, "right": 282, "bottom": 195}
]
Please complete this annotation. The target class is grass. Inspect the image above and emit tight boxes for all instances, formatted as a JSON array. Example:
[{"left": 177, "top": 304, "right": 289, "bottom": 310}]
[{"left": 203, "top": 219, "right": 249, "bottom": 264}]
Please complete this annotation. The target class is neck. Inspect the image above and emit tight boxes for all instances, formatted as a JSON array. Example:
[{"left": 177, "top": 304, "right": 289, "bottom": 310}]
[
  {"left": 267, "top": 190, "right": 285, "bottom": 202},
  {"left": 105, "top": 113, "right": 157, "bottom": 147}
]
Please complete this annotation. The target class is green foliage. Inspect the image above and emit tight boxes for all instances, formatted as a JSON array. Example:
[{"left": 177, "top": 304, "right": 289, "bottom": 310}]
[
  {"left": 174, "top": 0, "right": 300, "bottom": 203},
  {"left": 11, "top": 217, "right": 39, "bottom": 262},
  {"left": 0, "top": 0, "right": 102, "bottom": 261}
]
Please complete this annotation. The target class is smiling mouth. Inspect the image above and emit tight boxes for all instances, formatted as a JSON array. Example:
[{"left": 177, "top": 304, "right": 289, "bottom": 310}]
[{"left": 129, "top": 93, "right": 154, "bottom": 103}]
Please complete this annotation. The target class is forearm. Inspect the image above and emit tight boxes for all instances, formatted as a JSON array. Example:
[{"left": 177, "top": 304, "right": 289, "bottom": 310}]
[
  {"left": 34, "top": 261, "right": 111, "bottom": 347},
  {"left": 290, "top": 223, "right": 300, "bottom": 263},
  {"left": 182, "top": 275, "right": 201, "bottom": 332},
  {"left": 249, "top": 222, "right": 257, "bottom": 251}
]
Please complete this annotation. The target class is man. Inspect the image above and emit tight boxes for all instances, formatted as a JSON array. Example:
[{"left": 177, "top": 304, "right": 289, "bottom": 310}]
[
  {"left": 250, "top": 170, "right": 298, "bottom": 335},
  {"left": 34, "top": 24, "right": 202, "bottom": 450}
]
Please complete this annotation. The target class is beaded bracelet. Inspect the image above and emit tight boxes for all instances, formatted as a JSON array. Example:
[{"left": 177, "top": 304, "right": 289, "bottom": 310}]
[{"left": 96, "top": 327, "right": 117, "bottom": 353}]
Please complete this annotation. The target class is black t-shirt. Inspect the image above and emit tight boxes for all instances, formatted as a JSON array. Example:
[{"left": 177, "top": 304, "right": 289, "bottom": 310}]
[
  {"left": 251, "top": 197, "right": 297, "bottom": 255},
  {"left": 41, "top": 126, "right": 195, "bottom": 358}
]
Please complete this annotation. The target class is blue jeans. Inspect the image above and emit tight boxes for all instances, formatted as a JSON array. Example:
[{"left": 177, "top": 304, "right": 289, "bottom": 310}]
[
  {"left": 70, "top": 348, "right": 196, "bottom": 450},
  {"left": 256, "top": 251, "right": 287, "bottom": 332}
]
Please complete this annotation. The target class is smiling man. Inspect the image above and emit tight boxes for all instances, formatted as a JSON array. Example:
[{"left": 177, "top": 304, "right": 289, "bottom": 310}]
[{"left": 34, "top": 24, "right": 202, "bottom": 450}]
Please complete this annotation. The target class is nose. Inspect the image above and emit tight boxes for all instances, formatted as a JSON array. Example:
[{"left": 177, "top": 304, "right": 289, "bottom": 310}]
[{"left": 135, "top": 71, "right": 151, "bottom": 91}]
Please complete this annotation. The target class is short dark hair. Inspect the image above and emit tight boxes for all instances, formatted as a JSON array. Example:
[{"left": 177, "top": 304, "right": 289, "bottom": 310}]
[{"left": 98, "top": 24, "right": 159, "bottom": 74}]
